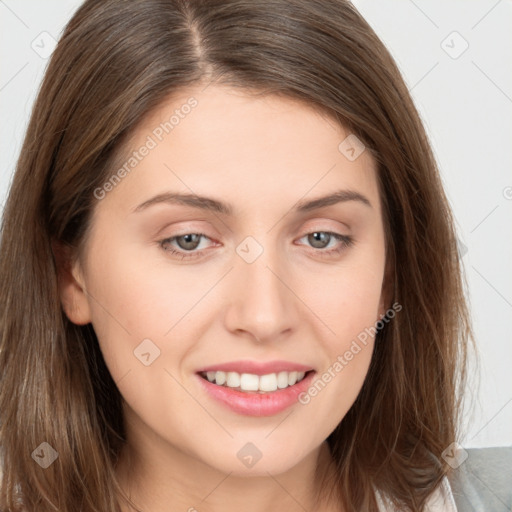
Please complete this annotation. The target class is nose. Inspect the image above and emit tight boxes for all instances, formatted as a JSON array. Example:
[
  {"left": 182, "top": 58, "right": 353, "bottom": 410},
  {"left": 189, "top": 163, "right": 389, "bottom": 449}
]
[{"left": 223, "top": 243, "right": 300, "bottom": 344}]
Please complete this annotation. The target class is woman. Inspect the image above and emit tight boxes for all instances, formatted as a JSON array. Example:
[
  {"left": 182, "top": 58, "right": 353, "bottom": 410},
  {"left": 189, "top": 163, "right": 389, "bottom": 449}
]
[{"left": 0, "top": 0, "right": 474, "bottom": 510}]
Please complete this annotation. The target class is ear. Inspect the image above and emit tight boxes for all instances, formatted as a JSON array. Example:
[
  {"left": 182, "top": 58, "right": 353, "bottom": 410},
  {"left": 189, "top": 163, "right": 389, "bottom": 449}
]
[{"left": 52, "top": 239, "right": 92, "bottom": 325}]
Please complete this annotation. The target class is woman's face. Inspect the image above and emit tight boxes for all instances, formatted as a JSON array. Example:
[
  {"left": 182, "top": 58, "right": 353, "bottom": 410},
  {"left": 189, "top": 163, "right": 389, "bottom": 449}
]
[{"left": 60, "top": 84, "right": 387, "bottom": 477}]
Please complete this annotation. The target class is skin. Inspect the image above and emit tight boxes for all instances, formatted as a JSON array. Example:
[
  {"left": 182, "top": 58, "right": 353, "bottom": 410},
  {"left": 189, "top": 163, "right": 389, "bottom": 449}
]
[{"left": 57, "top": 83, "right": 388, "bottom": 512}]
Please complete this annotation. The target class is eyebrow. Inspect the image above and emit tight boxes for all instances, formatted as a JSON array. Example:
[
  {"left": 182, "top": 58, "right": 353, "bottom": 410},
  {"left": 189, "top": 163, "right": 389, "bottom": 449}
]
[{"left": 132, "top": 189, "right": 372, "bottom": 215}]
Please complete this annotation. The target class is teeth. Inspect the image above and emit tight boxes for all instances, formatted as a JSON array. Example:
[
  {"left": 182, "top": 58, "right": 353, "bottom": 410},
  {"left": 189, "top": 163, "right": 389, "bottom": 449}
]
[
  {"left": 240, "top": 373, "right": 259, "bottom": 391},
  {"left": 260, "top": 373, "right": 278, "bottom": 392},
  {"left": 226, "top": 372, "right": 241, "bottom": 388},
  {"left": 203, "top": 370, "right": 310, "bottom": 393},
  {"left": 276, "top": 371, "right": 288, "bottom": 389}
]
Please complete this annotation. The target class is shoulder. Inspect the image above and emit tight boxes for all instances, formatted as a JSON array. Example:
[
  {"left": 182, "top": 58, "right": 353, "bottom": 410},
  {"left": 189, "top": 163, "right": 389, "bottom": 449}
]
[
  {"left": 375, "top": 446, "right": 512, "bottom": 511},
  {"left": 447, "top": 446, "right": 512, "bottom": 512}
]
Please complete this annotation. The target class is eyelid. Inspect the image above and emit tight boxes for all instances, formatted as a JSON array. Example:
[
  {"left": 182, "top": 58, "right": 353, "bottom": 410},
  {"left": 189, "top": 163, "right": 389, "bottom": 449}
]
[
  {"left": 300, "top": 219, "right": 351, "bottom": 234},
  {"left": 158, "top": 222, "right": 350, "bottom": 245}
]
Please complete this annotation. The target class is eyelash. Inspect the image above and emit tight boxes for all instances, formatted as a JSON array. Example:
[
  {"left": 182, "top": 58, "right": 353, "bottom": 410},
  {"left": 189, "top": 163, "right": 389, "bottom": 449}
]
[{"left": 158, "top": 231, "right": 354, "bottom": 261}]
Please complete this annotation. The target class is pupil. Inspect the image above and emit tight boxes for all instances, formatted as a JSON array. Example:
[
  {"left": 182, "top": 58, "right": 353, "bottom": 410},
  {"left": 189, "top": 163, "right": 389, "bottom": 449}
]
[
  {"left": 179, "top": 234, "right": 200, "bottom": 250},
  {"left": 310, "top": 232, "right": 329, "bottom": 248}
]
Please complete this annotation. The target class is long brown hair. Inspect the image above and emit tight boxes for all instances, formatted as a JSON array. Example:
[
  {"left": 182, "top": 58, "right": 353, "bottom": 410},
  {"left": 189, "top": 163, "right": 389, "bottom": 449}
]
[{"left": 0, "top": 0, "right": 474, "bottom": 510}]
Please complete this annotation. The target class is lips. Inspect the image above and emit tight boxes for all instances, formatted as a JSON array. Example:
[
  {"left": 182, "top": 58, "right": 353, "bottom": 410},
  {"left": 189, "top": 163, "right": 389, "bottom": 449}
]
[{"left": 194, "top": 360, "right": 316, "bottom": 416}]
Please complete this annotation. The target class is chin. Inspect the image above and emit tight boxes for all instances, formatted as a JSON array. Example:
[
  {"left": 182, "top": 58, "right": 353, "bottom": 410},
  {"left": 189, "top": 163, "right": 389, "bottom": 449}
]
[{"left": 201, "top": 442, "right": 312, "bottom": 477}]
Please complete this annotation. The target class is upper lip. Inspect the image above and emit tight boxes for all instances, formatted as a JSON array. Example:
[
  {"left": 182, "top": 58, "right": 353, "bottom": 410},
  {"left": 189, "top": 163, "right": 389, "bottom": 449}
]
[{"left": 196, "top": 360, "right": 315, "bottom": 376}]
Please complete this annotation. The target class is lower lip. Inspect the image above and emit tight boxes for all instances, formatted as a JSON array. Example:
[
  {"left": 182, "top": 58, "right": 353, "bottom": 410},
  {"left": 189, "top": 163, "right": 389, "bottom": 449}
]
[{"left": 195, "top": 371, "right": 316, "bottom": 417}]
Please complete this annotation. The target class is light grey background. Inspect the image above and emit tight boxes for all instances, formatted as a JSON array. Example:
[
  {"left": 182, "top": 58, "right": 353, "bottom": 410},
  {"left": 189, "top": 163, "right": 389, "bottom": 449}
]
[{"left": 1, "top": 0, "right": 511, "bottom": 449}]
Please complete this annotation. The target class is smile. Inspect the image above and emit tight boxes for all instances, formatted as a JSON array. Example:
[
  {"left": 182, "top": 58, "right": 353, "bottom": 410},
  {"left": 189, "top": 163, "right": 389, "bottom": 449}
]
[{"left": 196, "top": 367, "right": 317, "bottom": 416}]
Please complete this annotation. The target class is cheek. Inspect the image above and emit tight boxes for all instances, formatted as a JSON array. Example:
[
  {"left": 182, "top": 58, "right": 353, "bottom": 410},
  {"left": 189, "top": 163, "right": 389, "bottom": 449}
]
[
  {"left": 302, "top": 259, "right": 385, "bottom": 343},
  {"left": 81, "top": 243, "right": 175, "bottom": 377},
  {"left": 298, "top": 252, "right": 384, "bottom": 402},
  {"left": 83, "top": 238, "right": 224, "bottom": 386},
  {"left": 296, "top": 267, "right": 382, "bottom": 428}
]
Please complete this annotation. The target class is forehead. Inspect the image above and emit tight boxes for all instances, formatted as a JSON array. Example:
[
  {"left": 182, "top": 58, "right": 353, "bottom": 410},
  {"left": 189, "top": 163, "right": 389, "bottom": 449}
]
[{"left": 98, "top": 84, "right": 381, "bottom": 218}]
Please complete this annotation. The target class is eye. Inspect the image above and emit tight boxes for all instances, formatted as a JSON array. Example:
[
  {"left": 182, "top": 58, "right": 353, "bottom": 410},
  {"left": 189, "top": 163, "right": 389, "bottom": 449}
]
[
  {"left": 296, "top": 231, "right": 353, "bottom": 258},
  {"left": 158, "top": 230, "right": 353, "bottom": 261},
  {"left": 159, "top": 233, "right": 214, "bottom": 260}
]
